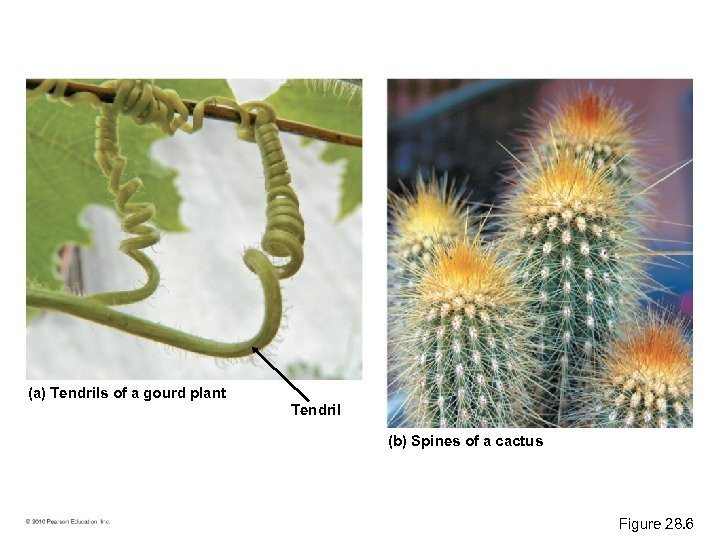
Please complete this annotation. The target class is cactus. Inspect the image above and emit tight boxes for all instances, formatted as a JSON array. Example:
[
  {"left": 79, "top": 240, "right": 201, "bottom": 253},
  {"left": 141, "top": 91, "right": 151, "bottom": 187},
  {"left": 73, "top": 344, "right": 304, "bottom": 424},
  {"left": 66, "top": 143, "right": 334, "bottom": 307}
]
[
  {"left": 575, "top": 312, "right": 692, "bottom": 428},
  {"left": 388, "top": 171, "right": 472, "bottom": 298},
  {"left": 387, "top": 172, "right": 477, "bottom": 406},
  {"left": 501, "top": 153, "right": 647, "bottom": 425},
  {"left": 392, "top": 236, "right": 539, "bottom": 427},
  {"left": 387, "top": 83, "right": 691, "bottom": 429},
  {"left": 527, "top": 88, "right": 639, "bottom": 188}
]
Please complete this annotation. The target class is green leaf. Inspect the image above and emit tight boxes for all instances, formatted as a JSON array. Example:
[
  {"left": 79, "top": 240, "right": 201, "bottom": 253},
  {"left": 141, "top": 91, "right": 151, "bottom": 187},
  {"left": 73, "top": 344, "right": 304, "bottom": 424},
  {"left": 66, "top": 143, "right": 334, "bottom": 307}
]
[
  {"left": 265, "top": 80, "right": 362, "bottom": 220},
  {"left": 26, "top": 79, "right": 236, "bottom": 321},
  {"left": 324, "top": 145, "right": 362, "bottom": 220}
]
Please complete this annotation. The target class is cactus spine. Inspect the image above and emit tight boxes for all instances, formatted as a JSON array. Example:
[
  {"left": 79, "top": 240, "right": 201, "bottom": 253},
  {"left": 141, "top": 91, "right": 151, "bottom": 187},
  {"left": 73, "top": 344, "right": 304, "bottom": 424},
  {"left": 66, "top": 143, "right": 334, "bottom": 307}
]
[
  {"left": 502, "top": 153, "right": 645, "bottom": 424},
  {"left": 576, "top": 313, "right": 692, "bottom": 427},
  {"left": 387, "top": 172, "right": 475, "bottom": 406},
  {"left": 393, "top": 236, "right": 538, "bottom": 427},
  {"left": 529, "top": 89, "right": 639, "bottom": 188},
  {"left": 387, "top": 85, "right": 691, "bottom": 429},
  {"left": 388, "top": 171, "right": 470, "bottom": 297}
]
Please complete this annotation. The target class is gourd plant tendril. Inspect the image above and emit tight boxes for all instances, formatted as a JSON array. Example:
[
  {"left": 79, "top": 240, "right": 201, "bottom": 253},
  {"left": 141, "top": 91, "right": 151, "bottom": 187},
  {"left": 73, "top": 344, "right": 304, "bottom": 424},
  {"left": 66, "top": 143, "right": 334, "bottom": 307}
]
[{"left": 26, "top": 79, "right": 305, "bottom": 358}]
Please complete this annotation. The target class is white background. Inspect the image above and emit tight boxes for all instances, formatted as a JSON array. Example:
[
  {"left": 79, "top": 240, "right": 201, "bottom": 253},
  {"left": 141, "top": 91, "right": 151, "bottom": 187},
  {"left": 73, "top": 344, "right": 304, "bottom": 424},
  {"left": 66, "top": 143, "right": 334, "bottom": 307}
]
[{"left": 3, "top": 1, "right": 719, "bottom": 539}]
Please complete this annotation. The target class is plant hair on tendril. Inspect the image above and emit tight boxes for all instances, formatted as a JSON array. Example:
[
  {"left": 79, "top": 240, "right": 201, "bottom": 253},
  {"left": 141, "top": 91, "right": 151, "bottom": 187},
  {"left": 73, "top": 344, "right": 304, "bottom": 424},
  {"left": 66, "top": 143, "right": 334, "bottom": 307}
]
[{"left": 26, "top": 79, "right": 305, "bottom": 358}]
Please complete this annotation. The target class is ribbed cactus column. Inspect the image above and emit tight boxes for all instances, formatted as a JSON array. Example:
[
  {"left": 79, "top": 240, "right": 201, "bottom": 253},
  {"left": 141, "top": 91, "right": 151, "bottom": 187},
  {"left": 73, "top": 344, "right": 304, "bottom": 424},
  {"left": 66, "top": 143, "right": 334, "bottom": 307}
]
[
  {"left": 503, "top": 154, "right": 644, "bottom": 425},
  {"left": 395, "top": 237, "right": 537, "bottom": 428},
  {"left": 578, "top": 314, "right": 692, "bottom": 427},
  {"left": 388, "top": 172, "right": 473, "bottom": 395}
]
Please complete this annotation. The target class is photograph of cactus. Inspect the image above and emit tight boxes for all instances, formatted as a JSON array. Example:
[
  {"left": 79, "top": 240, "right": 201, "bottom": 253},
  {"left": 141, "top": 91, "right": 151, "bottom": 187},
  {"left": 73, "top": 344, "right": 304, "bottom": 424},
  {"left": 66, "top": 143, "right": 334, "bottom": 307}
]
[{"left": 387, "top": 79, "right": 692, "bottom": 428}]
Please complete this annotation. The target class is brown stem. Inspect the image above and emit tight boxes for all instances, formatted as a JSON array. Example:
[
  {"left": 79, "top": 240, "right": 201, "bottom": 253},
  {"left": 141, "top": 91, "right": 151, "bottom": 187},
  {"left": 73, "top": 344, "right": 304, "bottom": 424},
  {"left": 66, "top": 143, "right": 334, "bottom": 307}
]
[{"left": 26, "top": 79, "right": 362, "bottom": 148}]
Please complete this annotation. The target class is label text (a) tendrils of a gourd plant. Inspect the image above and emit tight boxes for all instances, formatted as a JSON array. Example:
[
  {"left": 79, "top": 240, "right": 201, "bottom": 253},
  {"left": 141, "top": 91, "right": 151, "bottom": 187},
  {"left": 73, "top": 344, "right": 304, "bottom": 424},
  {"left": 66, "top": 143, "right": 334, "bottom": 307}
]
[{"left": 26, "top": 79, "right": 307, "bottom": 359}]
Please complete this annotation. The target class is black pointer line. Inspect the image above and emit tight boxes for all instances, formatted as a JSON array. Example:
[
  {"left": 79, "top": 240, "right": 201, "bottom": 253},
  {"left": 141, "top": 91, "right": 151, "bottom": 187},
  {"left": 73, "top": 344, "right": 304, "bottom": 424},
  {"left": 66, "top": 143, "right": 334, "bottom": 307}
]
[{"left": 252, "top": 347, "right": 310, "bottom": 403}]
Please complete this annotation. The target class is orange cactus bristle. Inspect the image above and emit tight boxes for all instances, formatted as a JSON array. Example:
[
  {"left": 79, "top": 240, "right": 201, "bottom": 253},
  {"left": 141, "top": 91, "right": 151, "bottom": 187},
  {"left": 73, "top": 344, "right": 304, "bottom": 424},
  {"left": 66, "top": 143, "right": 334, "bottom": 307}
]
[
  {"left": 418, "top": 237, "right": 513, "bottom": 304},
  {"left": 390, "top": 173, "right": 467, "bottom": 246},
  {"left": 529, "top": 89, "right": 636, "bottom": 159},
  {"left": 607, "top": 315, "right": 692, "bottom": 381},
  {"left": 515, "top": 153, "right": 621, "bottom": 218},
  {"left": 553, "top": 91, "right": 631, "bottom": 143},
  {"left": 401, "top": 188, "right": 462, "bottom": 238}
]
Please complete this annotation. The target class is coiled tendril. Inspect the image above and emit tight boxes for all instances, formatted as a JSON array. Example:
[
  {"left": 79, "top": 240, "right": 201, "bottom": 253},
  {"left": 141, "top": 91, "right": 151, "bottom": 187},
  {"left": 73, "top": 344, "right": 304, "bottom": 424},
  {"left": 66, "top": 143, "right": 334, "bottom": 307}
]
[
  {"left": 245, "top": 101, "right": 305, "bottom": 278},
  {"left": 179, "top": 96, "right": 305, "bottom": 279},
  {"left": 26, "top": 79, "right": 305, "bottom": 358},
  {"left": 90, "top": 82, "right": 165, "bottom": 305}
]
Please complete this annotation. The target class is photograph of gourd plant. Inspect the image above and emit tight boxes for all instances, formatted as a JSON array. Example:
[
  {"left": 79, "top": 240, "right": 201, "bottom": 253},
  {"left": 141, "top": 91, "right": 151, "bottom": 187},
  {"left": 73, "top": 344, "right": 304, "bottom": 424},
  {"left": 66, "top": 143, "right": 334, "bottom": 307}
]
[
  {"left": 387, "top": 79, "right": 692, "bottom": 428},
  {"left": 26, "top": 79, "right": 361, "bottom": 380}
]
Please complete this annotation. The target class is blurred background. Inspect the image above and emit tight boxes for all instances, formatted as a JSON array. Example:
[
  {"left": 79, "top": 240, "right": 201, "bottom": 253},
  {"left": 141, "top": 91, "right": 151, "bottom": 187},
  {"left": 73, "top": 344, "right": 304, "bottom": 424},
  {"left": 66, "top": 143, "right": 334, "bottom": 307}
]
[{"left": 387, "top": 79, "right": 693, "bottom": 426}]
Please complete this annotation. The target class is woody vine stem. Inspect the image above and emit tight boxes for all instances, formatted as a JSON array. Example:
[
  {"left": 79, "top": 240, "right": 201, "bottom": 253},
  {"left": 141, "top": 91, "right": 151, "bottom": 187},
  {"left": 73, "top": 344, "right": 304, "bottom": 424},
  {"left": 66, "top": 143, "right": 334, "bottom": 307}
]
[
  {"left": 26, "top": 78, "right": 330, "bottom": 358},
  {"left": 26, "top": 79, "right": 363, "bottom": 148}
]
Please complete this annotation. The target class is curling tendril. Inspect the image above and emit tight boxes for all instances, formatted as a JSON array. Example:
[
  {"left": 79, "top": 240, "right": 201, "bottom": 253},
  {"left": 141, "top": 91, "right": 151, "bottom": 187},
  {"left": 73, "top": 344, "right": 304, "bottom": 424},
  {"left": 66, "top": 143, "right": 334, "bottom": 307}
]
[{"left": 26, "top": 79, "right": 305, "bottom": 358}]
